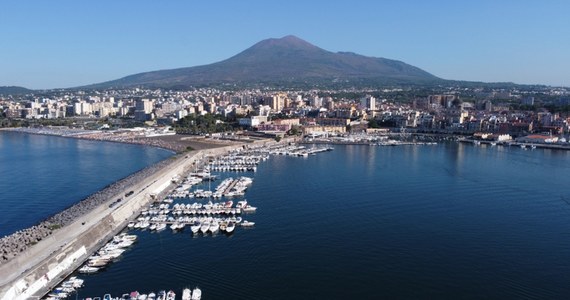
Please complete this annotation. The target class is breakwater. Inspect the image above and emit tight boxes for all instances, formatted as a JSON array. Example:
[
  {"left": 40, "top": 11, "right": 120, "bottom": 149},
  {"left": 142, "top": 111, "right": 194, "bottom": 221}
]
[
  {"left": 0, "top": 159, "right": 174, "bottom": 264},
  {"left": 0, "top": 140, "right": 263, "bottom": 300}
]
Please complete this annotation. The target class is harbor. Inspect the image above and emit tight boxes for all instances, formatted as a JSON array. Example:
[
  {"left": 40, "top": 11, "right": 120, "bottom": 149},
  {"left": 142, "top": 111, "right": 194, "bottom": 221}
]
[
  {"left": 0, "top": 138, "right": 265, "bottom": 300},
  {"left": 0, "top": 139, "right": 334, "bottom": 300}
]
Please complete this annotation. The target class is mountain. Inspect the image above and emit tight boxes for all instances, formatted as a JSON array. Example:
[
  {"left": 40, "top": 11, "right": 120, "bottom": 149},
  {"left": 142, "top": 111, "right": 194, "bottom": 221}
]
[
  {"left": 0, "top": 86, "right": 34, "bottom": 95},
  {"left": 87, "top": 35, "right": 440, "bottom": 89}
]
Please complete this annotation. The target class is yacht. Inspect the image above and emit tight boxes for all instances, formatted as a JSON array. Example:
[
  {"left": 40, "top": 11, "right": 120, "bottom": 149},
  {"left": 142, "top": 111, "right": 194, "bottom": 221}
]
[
  {"left": 166, "top": 290, "right": 176, "bottom": 300},
  {"left": 190, "top": 222, "right": 201, "bottom": 234},
  {"left": 191, "top": 287, "right": 201, "bottom": 300},
  {"left": 156, "top": 223, "right": 167, "bottom": 231},
  {"left": 200, "top": 222, "right": 210, "bottom": 234},
  {"left": 79, "top": 265, "right": 99, "bottom": 274},
  {"left": 226, "top": 221, "right": 235, "bottom": 233},
  {"left": 182, "top": 288, "right": 191, "bottom": 300},
  {"left": 209, "top": 221, "right": 220, "bottom": 233},
  {"left": 241, "top": 220, "right": 255, "bottom": 227},
  {"left": 242, "top": 205, "right": 257, "bottom": 213}
]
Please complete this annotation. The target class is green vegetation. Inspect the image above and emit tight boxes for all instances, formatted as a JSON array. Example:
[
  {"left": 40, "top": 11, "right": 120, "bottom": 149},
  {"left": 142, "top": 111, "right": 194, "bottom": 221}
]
[
  {"left": 174, "top": 113, "right": 236, "bottom": 134},
  {"left": 367, "top": 118, "right": 380, "bottom": 128}
]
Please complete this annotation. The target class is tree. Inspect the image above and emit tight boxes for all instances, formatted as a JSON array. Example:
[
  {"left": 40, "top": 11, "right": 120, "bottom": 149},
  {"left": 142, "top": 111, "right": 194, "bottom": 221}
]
[{"left": 368, "top": 118, "right": 380, "bottom": 128}]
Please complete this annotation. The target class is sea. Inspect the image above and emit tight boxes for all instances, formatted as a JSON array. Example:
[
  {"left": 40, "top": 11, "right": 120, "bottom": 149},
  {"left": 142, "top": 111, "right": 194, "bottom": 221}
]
[
  {"left": 3, "top": 131, "right": 570, "bottom": 299},
  {"left": 0, "top": 131, "right": 173, "bottom": 237}
]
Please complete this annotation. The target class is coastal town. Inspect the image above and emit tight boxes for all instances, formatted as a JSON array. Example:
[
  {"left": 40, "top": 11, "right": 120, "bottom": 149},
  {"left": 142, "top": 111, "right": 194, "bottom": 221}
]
[{"left": 2, "top": 85, "right": 570, "bottom": 148}]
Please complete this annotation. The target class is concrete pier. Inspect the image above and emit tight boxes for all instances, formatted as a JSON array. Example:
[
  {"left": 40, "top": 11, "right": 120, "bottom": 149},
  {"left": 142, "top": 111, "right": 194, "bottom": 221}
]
[{"left": 0, "top": 143, "right": 251, "bottom": 300}]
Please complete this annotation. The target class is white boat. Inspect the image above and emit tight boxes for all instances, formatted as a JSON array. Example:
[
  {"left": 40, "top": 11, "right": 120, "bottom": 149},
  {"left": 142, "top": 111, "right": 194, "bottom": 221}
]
[
  {"left": 200, "top": 222, "right": 210, "bottom": 234},
  {"left": 170, "top": 223, "right": 180, "bottom": 231},
  {"left": 226, "top": 221, "right": 235, "bottom": 233},
  {"left": 241, "top": 220, "right": 255, "bottom": 227},
  {"left": 166, "top": 290, "right": 176, "bottom": 300},
  {"left": 182, "top": 288, "right": 191, "bottom": 300},
  {"left": 78, "top": 265, "right": 99, "bottom": 274},
  {"left": 243, "top": 205, "right": 257, "bottom": 213},
  {"left": 191, "top": 287, "right": 201, "bottom": 300},
  {"left": 88, "top": 258, "right": 110, "bottom": 267},
  {"left": 156, "top": 223, "right": 167, "bottom": 231},
  {"left": 209, "top": 221, "right": 219, "bottom": 233},
  {"left": 190, "top": 222, "right": 201, "bottom": 234}
]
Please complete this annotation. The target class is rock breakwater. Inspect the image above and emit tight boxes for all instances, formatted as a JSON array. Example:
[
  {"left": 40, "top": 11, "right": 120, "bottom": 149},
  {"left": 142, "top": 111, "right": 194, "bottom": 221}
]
[{"left": 0, "top": 157, "right": 176, "bottom": 265}]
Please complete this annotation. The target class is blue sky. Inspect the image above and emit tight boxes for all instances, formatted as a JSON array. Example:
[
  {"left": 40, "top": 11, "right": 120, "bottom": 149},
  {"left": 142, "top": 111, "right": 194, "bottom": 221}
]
[{"left": 1, "top": 1, "right": 569, "bottom": 89}]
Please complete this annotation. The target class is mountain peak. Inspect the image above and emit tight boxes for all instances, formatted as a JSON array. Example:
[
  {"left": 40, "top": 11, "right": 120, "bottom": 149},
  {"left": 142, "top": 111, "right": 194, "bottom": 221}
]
[
  {"left": 87, "top": 36, "right": 439, "bottom": 88},
  {"left": 250, "top": 35, "right": 321, "bottom": 51}
]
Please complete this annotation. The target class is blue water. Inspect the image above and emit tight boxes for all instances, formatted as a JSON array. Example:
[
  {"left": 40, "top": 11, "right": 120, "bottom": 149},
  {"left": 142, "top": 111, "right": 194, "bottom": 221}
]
[
  {"left": 0, "top": 131, "right": 173, "bottom": 237},
  {"left": 5, "top": 135, "right": 570, "bottom": 299}
]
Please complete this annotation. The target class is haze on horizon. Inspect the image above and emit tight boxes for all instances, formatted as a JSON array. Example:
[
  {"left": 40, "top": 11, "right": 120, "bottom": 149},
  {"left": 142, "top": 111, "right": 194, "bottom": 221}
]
[{"left": 1, "top": 0, "right": 569, "bottom": 89}]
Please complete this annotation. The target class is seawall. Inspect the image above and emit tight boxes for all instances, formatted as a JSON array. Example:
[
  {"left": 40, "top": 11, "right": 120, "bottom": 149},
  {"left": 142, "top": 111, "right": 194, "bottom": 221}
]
[{"left": 0, "top": 143, "right": 252, "bottom": 300}]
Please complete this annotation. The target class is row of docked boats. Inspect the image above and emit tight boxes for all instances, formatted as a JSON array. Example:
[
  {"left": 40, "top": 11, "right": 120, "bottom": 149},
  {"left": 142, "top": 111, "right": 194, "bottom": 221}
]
[
  {"left": 246, "top": 143, "right": 334, "bottom": 158},
  {"left": 182, "top": 287, "right": 201, "bottom": 300},
  {"left": 78, "top": 233, "right": 137, "bottom": 274},
  {"left": 129, "top": 215, "right": 254, "bottom": 234},
  {"left": 44, "top": 276, "right": 84, "bottom": 300},
  {"left": 212, "top": 177, "right": 253, "bottom": 198},
  {"left": 132, "top": 199, "right": 256, "bottom": 221},
  {"left": 208, "top": 153, "right": 267, "bottom": 172},
  {"left": 79, "top": 287, "right": 200, "bottom": 300},
  {"left": 172, "top": 176, "right": 254, "bottom": 199}
]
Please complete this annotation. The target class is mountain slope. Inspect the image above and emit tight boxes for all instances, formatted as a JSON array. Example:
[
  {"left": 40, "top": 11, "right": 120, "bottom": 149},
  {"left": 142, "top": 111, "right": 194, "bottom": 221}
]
[
  {"left": 0, "top": 86, "right": 34, "bottom": 95},
  {"left": 89, "top": 35, "right": 440, "bottom": 88}
]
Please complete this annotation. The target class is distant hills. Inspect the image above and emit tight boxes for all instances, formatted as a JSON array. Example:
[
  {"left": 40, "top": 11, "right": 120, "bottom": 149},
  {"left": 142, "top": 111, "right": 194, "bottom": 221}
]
[
  {"left": 0, "top": 86, "right": 33, "bottom": 95},
  {"left": 87, "top": 35, "right": 441, "bottom": 89}
]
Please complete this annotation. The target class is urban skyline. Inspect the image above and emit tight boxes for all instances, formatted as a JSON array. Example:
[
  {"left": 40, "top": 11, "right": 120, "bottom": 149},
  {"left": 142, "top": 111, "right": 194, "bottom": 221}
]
[{"left": 2, "top": 0, "right": 569, "bottom": 89}]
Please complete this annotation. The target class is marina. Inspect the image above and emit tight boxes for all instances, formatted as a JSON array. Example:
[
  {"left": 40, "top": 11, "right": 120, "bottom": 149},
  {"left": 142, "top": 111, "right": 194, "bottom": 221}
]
[{"left": 39, "top": 141, "right": 330, "bottom": 300}]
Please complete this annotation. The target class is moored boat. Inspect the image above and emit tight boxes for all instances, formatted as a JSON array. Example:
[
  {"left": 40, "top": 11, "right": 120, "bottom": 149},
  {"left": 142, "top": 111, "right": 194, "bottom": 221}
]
[
  {"left": 209, "top": 221, "right": 219, "bottom": 233},
  {"left": 241, "top": 220, "right": 255, "bottom": 227},
  {"left": 226, "top": 221, "right": 235, "bottom": 233},
  {"left": 79, "top": 265, "right": 99, "bottom": 274},
  {"left": 190, "top": 222, "right": 201, "bottom": 234},
  {"left": 200, "top": 222, "right": 210, "bottom": 234},
  {"left": 182, "top": 288, "right": 191, "bottom": 300},
  {"left": 191, "top": 287, "right": 201, "bottom": 300}
]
